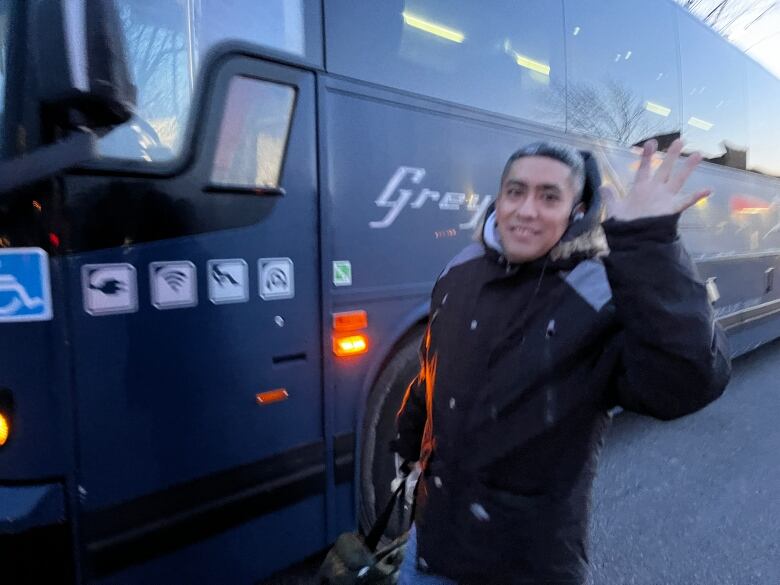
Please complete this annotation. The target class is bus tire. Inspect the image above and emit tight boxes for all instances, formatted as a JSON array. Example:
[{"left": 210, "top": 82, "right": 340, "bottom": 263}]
[{"left": 358, "top": 327, "right": 424, "bottom": 540}]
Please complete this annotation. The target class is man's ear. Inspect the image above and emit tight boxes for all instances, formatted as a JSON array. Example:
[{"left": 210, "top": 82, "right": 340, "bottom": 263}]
[{"left": 570, "top": 201, "right": 586, "bottom": 222}]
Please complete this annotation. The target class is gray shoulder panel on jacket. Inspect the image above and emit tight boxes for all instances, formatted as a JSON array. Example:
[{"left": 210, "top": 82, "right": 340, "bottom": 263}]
[
  {"left": 562, "top": 259, "right": 612, "bottom": 312},
  {"left": 439, "top": 243, "right": 484, "bottom": 281}
]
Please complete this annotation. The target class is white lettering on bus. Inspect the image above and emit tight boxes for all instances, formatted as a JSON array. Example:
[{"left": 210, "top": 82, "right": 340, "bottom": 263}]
[{"left": 369, "top": 167, "right": 494, "bottom": 230}]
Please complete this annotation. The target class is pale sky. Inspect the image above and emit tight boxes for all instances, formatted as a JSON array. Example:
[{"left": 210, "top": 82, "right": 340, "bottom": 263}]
[{"left": 725, "top": 5, "right": 780, "bottom": 78}]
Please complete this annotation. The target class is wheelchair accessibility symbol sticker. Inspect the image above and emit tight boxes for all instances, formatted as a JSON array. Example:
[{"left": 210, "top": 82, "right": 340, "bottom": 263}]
[{"left": 0, "top": 248, "right": 53, "bottom": 323}]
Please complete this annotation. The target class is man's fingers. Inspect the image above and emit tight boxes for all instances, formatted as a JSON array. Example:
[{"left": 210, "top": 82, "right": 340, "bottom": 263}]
[
  {"left": 635, "top": 139, "right": 657, "bottom": 184},
  {"left": 669, "top": 151, "right": 703, "bottom": 194},
  {"left": 656, "top": 138, "right": 683, "bottom": 183},
  {"left": 678, "top": 188, "right": 712, "bottom": 213}
]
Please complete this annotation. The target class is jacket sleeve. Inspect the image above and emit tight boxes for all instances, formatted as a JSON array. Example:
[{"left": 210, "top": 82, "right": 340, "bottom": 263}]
[
  {"left": 393, "top": 331, "right": 428, "bottom": 462},
  {"left": 603, "top": 214, "right": 731, "bottom": 420}
]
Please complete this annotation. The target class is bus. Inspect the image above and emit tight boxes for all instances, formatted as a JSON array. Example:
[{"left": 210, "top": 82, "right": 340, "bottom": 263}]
[{"left": 1, "top": 0, "right": 779, "bottom": 582}]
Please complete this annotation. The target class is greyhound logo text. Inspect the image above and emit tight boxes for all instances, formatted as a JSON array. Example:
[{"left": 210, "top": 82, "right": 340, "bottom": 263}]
[{"left": 369, "top": 167, "right": 494, "bottom": 230}]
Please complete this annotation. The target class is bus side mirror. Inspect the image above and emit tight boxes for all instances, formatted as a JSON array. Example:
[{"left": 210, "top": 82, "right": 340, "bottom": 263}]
[
  {"left": 0, "top": 0, "right": 135, "bottom": 194},
  {"left": 34, "top": 0, "right": 135, "bottom": 131}
]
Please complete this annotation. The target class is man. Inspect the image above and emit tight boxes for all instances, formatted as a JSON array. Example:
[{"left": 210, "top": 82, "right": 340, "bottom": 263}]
[{"left": 394, "top": 139, "right": 731, "bottom": 584}]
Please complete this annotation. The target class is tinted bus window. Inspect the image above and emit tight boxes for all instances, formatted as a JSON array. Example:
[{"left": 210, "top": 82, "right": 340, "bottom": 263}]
[
  {"left": 564, "top": 0, "right": 681, "bottom": 147},
  {"left": 211, "top": 77, "right": 296, "bottom": 188},
  {"left": 98, "top": 0, "right": 315, "bottom": 163},
  {"left": 196, "top": 0, "right": 308, "bottom": 60},
  {"left": 678, "top": 13, "right": 748, "bottom": 169},
  {"left": 325, "top": 0, "right": 566, "bottom": 129},
  {"left": 746, "top": 62, "right": 780, "bottom": 177}
]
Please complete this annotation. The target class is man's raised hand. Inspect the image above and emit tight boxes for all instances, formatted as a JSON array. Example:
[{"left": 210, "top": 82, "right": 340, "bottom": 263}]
[{"left": 602, "top": 138, "right": 712, "bottom": 222}]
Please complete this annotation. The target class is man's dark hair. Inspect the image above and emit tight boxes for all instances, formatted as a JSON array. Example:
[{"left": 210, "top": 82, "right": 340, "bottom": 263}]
[{"left": 500, "top": 142, "right": 586, "bottom": 203}]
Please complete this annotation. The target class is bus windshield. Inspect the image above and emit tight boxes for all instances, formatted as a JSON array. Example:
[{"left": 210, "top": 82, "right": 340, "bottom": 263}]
[{"left": 97, "top": 0, "right": 194, "bottom": 162}]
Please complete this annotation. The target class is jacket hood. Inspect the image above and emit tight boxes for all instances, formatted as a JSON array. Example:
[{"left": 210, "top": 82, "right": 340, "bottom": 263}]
[{"left": 480, "top": 149, "right": 608, "bottom": 268}]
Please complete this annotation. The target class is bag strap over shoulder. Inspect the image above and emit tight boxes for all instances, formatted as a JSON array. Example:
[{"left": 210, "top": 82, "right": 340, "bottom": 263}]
[{"left": 364, "top": 479, "right": 406, "bottom": 552}]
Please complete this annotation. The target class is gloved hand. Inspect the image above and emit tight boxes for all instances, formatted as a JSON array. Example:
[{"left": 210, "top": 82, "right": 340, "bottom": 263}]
[{"left": 390, "top": 453, "right": 421, "bottom": 507}]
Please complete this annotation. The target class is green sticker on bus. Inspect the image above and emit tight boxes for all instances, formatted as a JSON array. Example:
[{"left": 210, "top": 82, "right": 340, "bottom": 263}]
[{"left": 333, "top": 261, "right": 352, "bottom": 287}]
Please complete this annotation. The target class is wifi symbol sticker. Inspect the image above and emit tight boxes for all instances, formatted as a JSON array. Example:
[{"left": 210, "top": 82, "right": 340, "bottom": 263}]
[
  {"left": 162, "top": 270, "right": 188, "bottom": 291},
  {"left": 150, "top": 261, "right": 198, "bottom": 309}
]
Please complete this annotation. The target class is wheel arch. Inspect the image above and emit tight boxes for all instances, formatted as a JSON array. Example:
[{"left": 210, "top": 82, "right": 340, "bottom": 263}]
[{"left": 352, "top": 300, "right": 429, "bottom": 524}]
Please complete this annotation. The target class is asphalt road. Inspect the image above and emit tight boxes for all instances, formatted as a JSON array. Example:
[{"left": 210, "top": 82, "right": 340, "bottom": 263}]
[
  {"left": 265, "top": 338, "right": 780, "bottom": 584},
  {"left": 589, "top": 338, "right": 779, "bottom": 585}
]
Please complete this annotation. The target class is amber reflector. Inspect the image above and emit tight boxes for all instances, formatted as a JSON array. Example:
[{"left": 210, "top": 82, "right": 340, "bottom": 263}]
[
  {"left": 333, "top": 310, "right": 368, "bottom": 331},
  {"left": 256, "top": 389, "right": 289, "bottom": 405}
]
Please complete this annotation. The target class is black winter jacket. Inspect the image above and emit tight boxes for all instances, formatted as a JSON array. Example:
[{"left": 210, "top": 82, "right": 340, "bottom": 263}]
[{"left": 395, "top": 157, "right": 731, "bottom": 584}]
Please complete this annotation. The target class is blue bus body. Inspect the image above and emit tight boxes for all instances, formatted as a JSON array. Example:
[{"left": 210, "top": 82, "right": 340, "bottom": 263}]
[{"left": 1, "top": 0, "right": 779, "bottom": 582}]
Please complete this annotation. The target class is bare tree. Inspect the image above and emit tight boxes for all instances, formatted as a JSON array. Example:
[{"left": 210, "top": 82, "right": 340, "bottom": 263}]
[
  {"left": 97, "top": 1, "right": 191, "bottom": 159},
  {"left": 678, "top": 0, "right": 777, "bottom": 36},
  {"left": 119, "top": 1, "right": 189, "bottom": 120},
  {"left": 108, "top": 0, "right": 193, "bottom": 154},
  {"left": 537, "top": 79, "right": 671, "bottom": 148}
]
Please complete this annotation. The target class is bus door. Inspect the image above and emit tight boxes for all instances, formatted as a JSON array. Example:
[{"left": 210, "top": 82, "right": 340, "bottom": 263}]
[{"left": 64, "top": 54, "right": 326, "bottom": 581}]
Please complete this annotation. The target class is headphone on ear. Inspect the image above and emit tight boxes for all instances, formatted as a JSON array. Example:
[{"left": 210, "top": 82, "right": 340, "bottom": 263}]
[{"left": 570, "top": 204, "right": 585, "bottom": 222}]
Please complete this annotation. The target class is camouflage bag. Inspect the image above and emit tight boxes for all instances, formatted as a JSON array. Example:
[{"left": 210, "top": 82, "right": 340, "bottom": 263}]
[{"left": 318, "top": 481, "right": 408, "bottom": 584}]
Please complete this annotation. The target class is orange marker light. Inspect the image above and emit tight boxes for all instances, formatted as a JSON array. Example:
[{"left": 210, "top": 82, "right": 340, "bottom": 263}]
[
  {"left": 333, "top": 310, "right": 368, "bottom": 331},
  {"left": 256, "top": 389, "right": 289, "bottom": 405},
  {"left": 333, "top": 334, "right": 369, "bottom": 357},
  {"left": 0, "top": 413, "right": 9, "bottom": 446}
]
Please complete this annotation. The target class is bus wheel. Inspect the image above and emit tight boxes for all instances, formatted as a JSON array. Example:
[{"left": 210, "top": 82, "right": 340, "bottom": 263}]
[{"left": 359, "top": 327, "right": 423, "bottom": 540}]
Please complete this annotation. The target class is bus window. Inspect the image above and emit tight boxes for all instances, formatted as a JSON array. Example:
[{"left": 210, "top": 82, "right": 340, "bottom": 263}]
[
  {"left": 196, "top": 0, "right": 308, "bottom": 61},
  {"left": 325, "top": 0, "right": 566, "bottom": 129},
  {"left": 678, "top": 11, "right": 748, "bottom": 170},
  {"left": 563, "top": 0, "right": 682, "bottom": 148},
  {"left": 211, "top": 76, "right": 295, "bottom": 189},
  {"left": 746, "top": 62, "right": 780, "bottom": 177},
  {"left": 97, "top": 0, "right": 317, "bottom": 164}
]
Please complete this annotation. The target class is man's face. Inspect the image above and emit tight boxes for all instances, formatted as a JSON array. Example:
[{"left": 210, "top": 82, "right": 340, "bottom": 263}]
[{"left": 496, "top": 156, "right": 578, "bottom": 263}]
